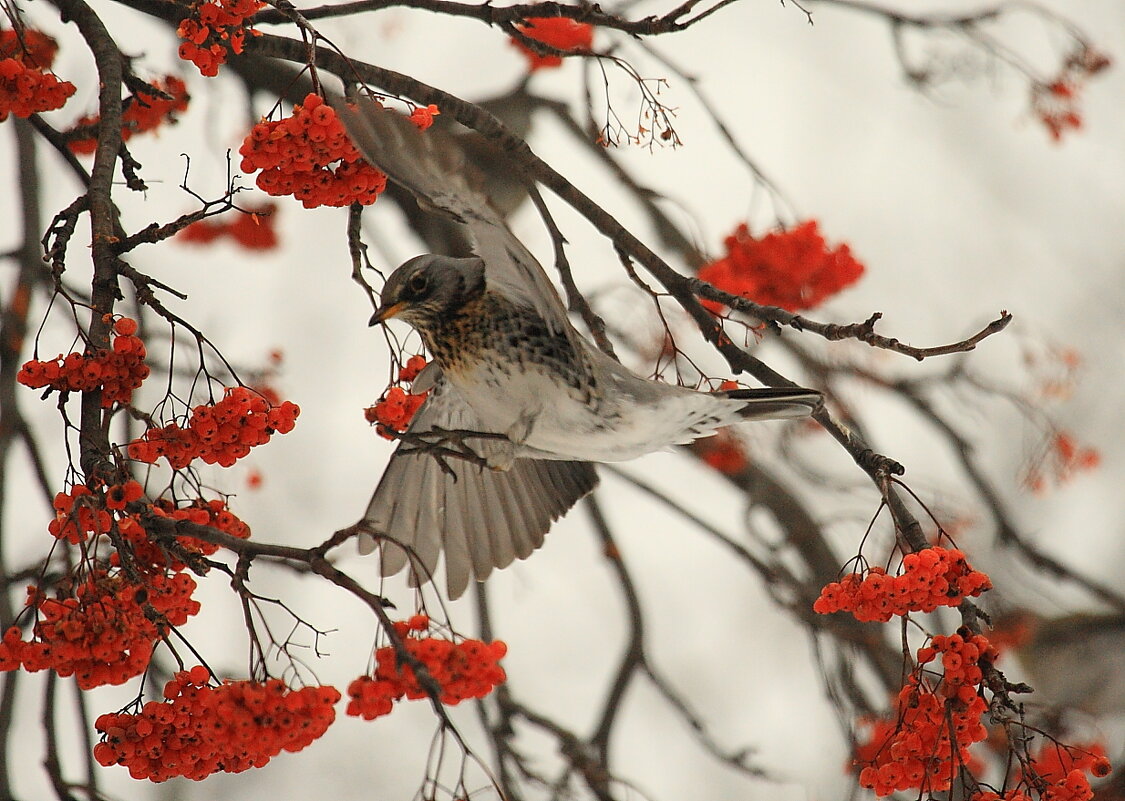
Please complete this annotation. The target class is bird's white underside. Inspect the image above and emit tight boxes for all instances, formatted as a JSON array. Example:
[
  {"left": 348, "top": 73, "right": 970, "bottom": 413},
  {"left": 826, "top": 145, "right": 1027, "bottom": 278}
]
[{"left": 450, "top": 358, "right": 750, "bottom": 462}]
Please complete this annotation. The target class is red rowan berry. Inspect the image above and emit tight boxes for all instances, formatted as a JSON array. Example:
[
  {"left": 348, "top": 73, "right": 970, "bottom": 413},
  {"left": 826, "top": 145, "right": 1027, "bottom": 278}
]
[
  {"left": 176, "top": 0, "right": 263, "bottom": 76},
  {"left": 814, "top": 547, "right": 991, "bottom": 623},
  {"left": 68, "top": 77, "right": 189, "bottom": 155},
  {"left": 346, "top": 623, "right": 507, "bottom": 720},
  {"left": 4, "top": 570, "right": 201, "bottom": 689},
  {"left": 238, "top": 93, "right": 388, "bottom": 209},
  {"left": 17, "top": 320, "right": 148, "bottom": 406},
  {"left": 700, "top": 221, "right": 864, "bottom": 314},
  {"left": 0, "top": 29, "right": 61, "bottom": 67},
  {"left": 128, "top": 387, "right": 299, "bottom": 469},
  {"left": 0, "top": 56, "right": 75, "bottom": 121},
  {"left": 408, "top": 104, "right": 439, "bottom": 130},
  {"left": 511, "top": 18, "right": 594, "bottom": 71},
  {"left": 96, "top": 670, "right": 340, "bottom": 780}
]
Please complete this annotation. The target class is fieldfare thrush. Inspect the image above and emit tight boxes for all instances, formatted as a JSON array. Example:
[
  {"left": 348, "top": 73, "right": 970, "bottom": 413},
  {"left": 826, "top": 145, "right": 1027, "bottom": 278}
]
[{"left": 335, "top": 96, "right": 822, "bottom": 599}]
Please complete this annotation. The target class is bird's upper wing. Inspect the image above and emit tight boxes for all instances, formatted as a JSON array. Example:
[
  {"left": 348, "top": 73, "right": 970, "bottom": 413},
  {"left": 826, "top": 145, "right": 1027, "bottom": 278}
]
[
  {"left": 333, "top": 95, "right": 572, "bottom": 334},
  {"left": 360, "top": 373, "right": 599, "bottom": 599}
]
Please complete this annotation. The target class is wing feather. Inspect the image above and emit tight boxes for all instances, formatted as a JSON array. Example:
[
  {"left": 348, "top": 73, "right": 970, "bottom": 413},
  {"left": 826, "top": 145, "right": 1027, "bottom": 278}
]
[
  {"left": 332, "top": 95, "right": 570, "bottom": 333},
  {"left": 405, "top": 455, "right": 441, "bottom": 587},
  {"left": 363, "top": 375, "right": 598, "bottom": 598}
]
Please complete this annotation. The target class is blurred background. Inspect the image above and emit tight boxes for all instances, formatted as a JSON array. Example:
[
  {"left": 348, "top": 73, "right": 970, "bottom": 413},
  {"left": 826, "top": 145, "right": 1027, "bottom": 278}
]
[{"left": 1, "top": 0, "right": 1123, "bottom": 799}]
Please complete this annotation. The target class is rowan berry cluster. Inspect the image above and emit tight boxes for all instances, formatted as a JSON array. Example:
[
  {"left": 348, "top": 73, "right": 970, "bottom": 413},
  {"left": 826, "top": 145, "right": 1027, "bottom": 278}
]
[
  {"left": 365, "top": 355, "right": 429, "bottom": 439},
  {"left": 916, "top": 630, "right": 997, "bottom": 697},
  {"left": 970, "top": 741, "right": 1111, "bottom": 801},
  {"left": 94, "top": 666, "right": 341, "bottom": 781},
  {"left": 149, "top": 497, "right": 251, "bottom": 554},
  {"left": 408, "top": 103, "right": 440, "bottom": 130},
  {"left": 238, "top": 93, "right": 387, "bottom": 208},
  {"left": 0, "top": 27, "right": 74, "bottom": 121},
  {"left": 47, "top": 482, "right": 138, "bottom": 544},
  {"left": 45, "top": 463, "right": 250, "bottom": 568},
  {"left": 1025, "top": 741, "right": 1112, "bottom": 784},
  {"left": 17, "top": 317, "right": 149, "bottom": 407},
  {"left": 511, "top": 17, "right": 594, "bottom": 70},
  {"left": 0, "top": 57, "right": 74, "bottom": 121},
  {"left": 127, "top": 385, "right": 299, "bottom": 469},
  {"left": 69, "top": 76, "right": 190, "bottom": 155},
  {"left": 176, "top": 0, "right": 263, "bottom": 77},
  {"left": 118, "top": 497, "right": 252, "bottom": 571},
  {"left": 346, "top": 615, "right": 507, "bottom": 720},
  {"left": 0, "top": 571, "right": 201, "bottom": 690},
  {"left": 813, "top": 547, "right": 992, "bottom": 623},
  {"left": 855, "top": 630, "right": 995, "bottom": 796},
  {"left": 1031, "top": 45, "right": 1111, "bottom": 142},
  {"left": 696, "top": 429, "right": 748, "bottom": 475},
  {"left": 177, "top": 203, "right": 279, "bottom": 250},
  {"left": 0, "top": 28, "right": 59, "bottom": 65},
  {"left": 971, "top": 782, "right": 1088, "bottom": 801},
  {"left": 699, "top": 221, "right": 865, "bottom": 313},
  {"left": 1024, "top": 431, "right": 1101, "bottom": 495}
]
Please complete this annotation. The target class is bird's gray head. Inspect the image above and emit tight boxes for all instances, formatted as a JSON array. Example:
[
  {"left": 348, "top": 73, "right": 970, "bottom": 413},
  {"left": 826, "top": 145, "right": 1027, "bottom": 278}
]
[{"left": 370, "top": 255, "right": 486, "bottom": 331}]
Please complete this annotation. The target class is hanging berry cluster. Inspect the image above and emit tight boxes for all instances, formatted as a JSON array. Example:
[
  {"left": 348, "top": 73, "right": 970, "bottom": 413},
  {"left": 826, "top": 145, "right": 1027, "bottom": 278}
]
[
  {"left": 365, "top": 354, "right": 429, "bottom": 439},
  {"left": 972, "top": 741, "right": 1113, "bottom": 801},
  {"left": 0, "top": 571, "right": 201, "bottom": 690},
  {"left": 177, "top": 203, "right": 279, "bottom": 250},
  {"left": 17, "top": 317, "right": 149, "bottom": 407},
  {"left": 1023, "top": 431, "right": 1101, "bottom": 495},
  {"left": 854, "top": 630, "right": 995, "bottom": 796},
  {"left": 46, "top": 483, "right": 119, "bottom": 545},
  {"left": 510, "top": 17, "right": 594, "bottom": 71},
  {"left": 0, "top": 27, "right": 75, "bottom": 121},
  {"left": 0, "top": 28, "right": 59, "bottom": 64},
  {"left": 127, "top": 385, "right": 299, "bottom": 469},
  {"left": 238, "top": 93, "right": 387, "bottom": 208},
  {"left": 346, "top": 615, "right": 507, "bottom": 720},
  {"left": 695, "top": 429, "right": 748, "bottom": 475},
  {"left": 46, "top": 480, "right": 250, "bottom": 570},
  {"left": 1030, "top": 44, "right": 1112, "bottom": 142},
  {"left": 406, "top": 103, "right": 440, "bottom": 130},
  {"left": 699, "top": 220, "right": 865, "bottom": 313},
  {"left": 1, "top": 470, "right": 260, "bottom": 692},
  {"left": 68, "top": 76, "right": 190, "bottom": 155},
  {"left": 94, "top": 667, "right": 341, "bottom": 781},
  {"left": 813, "top": 546, "right": 992, "bottom": 623},
  {"left": 857, "top": 631, "right": 1112, "bottom": 800},
  {"left": 122, "top": 496, "right": 252, "bottom": 571},
  {"left": 176, "top": 0, "right": 264, "bottom": 77}
]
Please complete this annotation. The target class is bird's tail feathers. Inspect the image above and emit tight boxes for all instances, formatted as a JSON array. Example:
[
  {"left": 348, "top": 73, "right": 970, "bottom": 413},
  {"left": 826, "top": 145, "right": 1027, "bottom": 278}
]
[{"left": 719, "top": 387, "right": 822, "bottom": 421}]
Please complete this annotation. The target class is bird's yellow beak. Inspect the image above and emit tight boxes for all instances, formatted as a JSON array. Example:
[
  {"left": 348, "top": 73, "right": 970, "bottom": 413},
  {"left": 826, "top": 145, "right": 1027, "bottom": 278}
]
[{"left": 369, "top": 301, "right": 406, "bottom": 326}]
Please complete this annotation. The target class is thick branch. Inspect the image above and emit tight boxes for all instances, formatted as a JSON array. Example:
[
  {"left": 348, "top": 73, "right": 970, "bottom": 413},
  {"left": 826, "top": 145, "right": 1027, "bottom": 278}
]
[{"left": 49, "top": 0, "right": 126, "bottom": 482}]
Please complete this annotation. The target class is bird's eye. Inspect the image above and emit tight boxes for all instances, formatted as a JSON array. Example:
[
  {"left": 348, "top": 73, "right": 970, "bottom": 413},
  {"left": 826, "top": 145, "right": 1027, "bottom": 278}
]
[{"left": 407, "top": 273, "right": 429, "bottom": 297}]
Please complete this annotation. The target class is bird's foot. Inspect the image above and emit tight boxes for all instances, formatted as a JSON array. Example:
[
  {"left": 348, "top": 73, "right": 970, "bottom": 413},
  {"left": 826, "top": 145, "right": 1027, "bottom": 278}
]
[
  {"left": 484, "top": 412, "right": 538, "bottom": 471},
  {"left": 485, "top": 441, "right": 517, "bottom": 472}
]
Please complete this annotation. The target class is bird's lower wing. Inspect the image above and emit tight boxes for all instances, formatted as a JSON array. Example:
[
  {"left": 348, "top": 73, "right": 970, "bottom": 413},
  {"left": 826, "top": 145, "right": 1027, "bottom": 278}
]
[{"left": 360, "top": 376, "right": 598, "bottom": 599}]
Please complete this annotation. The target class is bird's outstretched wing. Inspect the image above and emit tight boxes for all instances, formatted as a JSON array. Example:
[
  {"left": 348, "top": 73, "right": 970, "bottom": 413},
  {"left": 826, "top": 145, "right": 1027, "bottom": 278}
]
[
  {"left": 332, "top": 95, "right": 572, "bottom": 334},
  {"left": 360, "top": 374, "right": 599, "bottom": 599}
]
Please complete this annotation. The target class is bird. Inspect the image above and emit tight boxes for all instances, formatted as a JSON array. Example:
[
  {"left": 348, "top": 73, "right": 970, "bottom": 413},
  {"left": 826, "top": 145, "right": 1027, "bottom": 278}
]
[
  {"left": 380, "top": 81, "right": 539, "bottom": 257},
  {"left": 334, "top": 94, "right": 823, "bottom": 599}
]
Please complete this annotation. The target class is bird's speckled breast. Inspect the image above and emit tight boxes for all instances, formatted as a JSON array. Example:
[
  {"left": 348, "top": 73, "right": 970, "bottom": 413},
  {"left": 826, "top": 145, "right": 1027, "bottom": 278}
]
[{"left": 427, "top": 291, "right": 596, "bottom": 403}]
